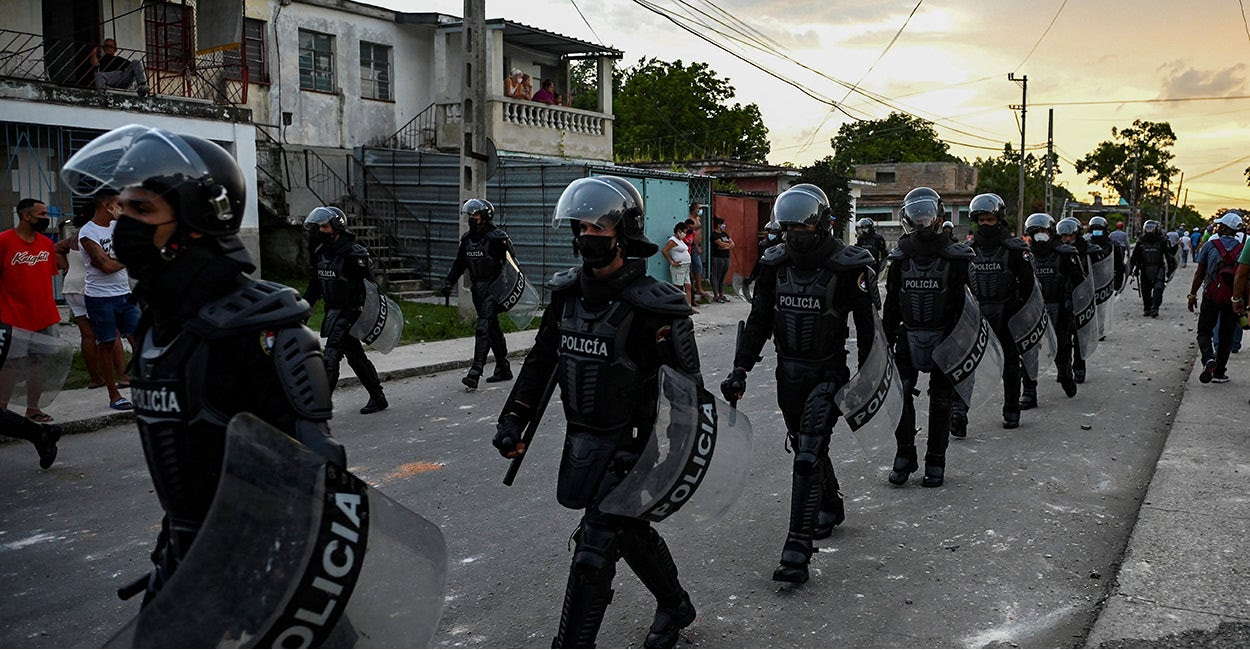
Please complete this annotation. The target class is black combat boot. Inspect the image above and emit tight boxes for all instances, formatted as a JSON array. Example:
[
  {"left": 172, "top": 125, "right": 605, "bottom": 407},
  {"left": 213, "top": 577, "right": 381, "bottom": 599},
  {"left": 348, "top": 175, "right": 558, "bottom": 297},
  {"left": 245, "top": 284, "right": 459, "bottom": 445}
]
[
  {"left": 774, "top": 466, "right": 821, "bottom": 584},
  {"left": 1059, "top": 373, "right": 1078, "bottom": 398},
  {"left": 34, "top": 422, "right": 61, "bottom": 470},
  {"left": 888, "top": 444, "right": 918, "bottom": 485},
  {"left": 1073, "top": 360, "right": 1086, "bottom": 384},
  {"left": 922, "top": 453, "right": 945, "bottom": 488},
  {"left": 462, "top": 367, "right": 482, "bottom": 390},
  {"left": 643, "top": 591, "right": 696, "bottom": 649},
  {"left": 552, "top": 572, "right": 614, "bottom": 649},
  {"left": 1020, "top": 382, "right": 1038, "bottom": 410},
  {"left": 814, "top": 462, "right": 844, "bottom": 540},
  {"left": 360, "top": 392, "right": 388, "bottom": 415},
  {"left": 621, "top": 527, "right": 695, "bottom": 648},
  {"left": 1002, "top": 408, "right": 1020, "bottom": 429},
  {"left": 950, "top": 411, "right": 968, "bottom": 439},
  {"left": 486, "top": 360, "right": 513, "bottom": 383}
]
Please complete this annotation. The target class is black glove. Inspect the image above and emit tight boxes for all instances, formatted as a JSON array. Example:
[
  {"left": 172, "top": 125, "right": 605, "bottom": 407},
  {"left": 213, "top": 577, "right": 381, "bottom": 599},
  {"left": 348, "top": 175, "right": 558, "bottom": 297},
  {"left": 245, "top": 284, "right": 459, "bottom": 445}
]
[
  {"left": 439, "top": 282, "right": 453, "bottom": 298},
  {"left": 720, "top": 367, "right": 747, "bottom": 403},
  {"left": 493, "top": 414, "right": 526, "bottom": 458}
]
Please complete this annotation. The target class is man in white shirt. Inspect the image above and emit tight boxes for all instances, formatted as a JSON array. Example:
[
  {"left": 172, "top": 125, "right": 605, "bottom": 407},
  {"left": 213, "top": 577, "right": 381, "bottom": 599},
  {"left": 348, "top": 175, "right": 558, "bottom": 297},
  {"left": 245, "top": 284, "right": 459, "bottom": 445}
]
[{"left": 78, "top": 189, "right": 140, "bottom": 410}]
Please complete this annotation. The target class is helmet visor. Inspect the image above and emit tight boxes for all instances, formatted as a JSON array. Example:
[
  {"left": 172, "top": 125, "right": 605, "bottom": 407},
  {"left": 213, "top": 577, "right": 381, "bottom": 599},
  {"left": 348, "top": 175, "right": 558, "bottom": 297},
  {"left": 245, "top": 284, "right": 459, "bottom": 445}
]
[
  {"left": 550, "top": 177, "right": 631, "bottom": 232},
  {"left": 901, "top": 196, "right": 940, "bottom": 227},
  {"left": 61, "top": 125, "right": 211, "bottom": 197},
  {"left": 771, "top": 187, "right": 828, "bottom": 228},
  {"left": 303, "top": 206, "right": 344, "bottom": 231}
]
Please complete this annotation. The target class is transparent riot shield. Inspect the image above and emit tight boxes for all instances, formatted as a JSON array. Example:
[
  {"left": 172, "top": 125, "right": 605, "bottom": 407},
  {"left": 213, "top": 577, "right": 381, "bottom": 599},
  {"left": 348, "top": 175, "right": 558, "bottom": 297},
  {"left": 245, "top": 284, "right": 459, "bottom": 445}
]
[
  {"left": 1091, "top": 254, "right": 1116, "bottom": 338},
  {"left": 0, "top": 323, "right": 74, "bottom": 408},
  {"left": 731, "top": 273, "right": 753, "bottom": 303},
  {"left": 488, "top": 252, "right": 540, "bottom": 329},
  {"left": 350, "top": 280, "right": 403, "bottom": 354},
  {"left": 598, "top": 366, "right": 752, "bottom": 526},
  {"left": 932, "top": 289, "right": 1005, "bottom": 412},
  {"left": 835, "top": 315, "right": 903, "bottom": 460},
  {"left": 1071, "top": 274, "right": 1099, "bottom": 358},
  {"left": 1008, "top": 280, "right": 1057, "bottom": 363},
  {"left": 107, "top": 413, "right": 448, "bottom": 649}
]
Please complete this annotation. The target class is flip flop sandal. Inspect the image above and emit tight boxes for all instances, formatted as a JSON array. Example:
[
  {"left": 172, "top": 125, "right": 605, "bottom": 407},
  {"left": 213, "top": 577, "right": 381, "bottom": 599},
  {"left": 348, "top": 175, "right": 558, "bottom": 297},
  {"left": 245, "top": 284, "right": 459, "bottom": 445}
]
[
  {"left": 109, "top": 397, "right": 134, "bottom": 411},
  {"left": 26, "top": 412, "right": 54, "bottom": 423}
]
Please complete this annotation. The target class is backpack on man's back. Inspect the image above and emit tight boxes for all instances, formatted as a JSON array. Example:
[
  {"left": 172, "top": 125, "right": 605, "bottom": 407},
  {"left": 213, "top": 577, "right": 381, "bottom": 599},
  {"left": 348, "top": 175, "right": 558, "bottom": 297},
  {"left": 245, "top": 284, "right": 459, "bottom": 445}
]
[{"left": 1203, "top": 238, "right": 1243, "bottom": 304}]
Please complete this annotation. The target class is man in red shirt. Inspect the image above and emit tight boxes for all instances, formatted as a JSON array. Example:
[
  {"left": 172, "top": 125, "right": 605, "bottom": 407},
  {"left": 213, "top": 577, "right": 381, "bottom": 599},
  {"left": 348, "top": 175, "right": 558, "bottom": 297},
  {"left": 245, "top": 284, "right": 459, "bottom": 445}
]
[{"left": 1, "top": 198, "right": 65, "bottom": 424}]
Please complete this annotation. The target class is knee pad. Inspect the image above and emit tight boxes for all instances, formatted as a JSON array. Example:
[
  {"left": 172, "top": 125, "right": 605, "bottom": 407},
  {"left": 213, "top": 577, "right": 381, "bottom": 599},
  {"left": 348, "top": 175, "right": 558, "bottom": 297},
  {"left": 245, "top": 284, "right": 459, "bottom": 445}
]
[
  {"left": 792, "top": 432, "right": 827, "bottom": 476},
  {"left": 475, "top": 318, "right": 492, "bottom": 337},
  {"left": 571, "top": 522, "right": 619, "bottom": 583},
  {"left": 798, "top": 382, "right": 840, "bottom": 435}
]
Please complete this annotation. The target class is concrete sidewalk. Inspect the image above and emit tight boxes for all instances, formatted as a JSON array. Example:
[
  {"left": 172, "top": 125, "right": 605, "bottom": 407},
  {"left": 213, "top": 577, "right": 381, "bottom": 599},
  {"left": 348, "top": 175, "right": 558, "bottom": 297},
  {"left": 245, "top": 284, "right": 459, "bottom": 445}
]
[
  {"left": 1086, "top": 339, "right": 1250, "bottom": 647},
  {"left": 22, "top": 296, "right": 752, "bottom": 435}
]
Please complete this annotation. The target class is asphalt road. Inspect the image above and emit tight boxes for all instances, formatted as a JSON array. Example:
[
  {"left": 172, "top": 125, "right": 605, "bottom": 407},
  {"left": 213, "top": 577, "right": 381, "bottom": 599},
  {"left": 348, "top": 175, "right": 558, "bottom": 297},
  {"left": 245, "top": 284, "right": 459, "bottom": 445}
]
[{"left": 0, "top": 286, "right": 1198, "bottom": 648}]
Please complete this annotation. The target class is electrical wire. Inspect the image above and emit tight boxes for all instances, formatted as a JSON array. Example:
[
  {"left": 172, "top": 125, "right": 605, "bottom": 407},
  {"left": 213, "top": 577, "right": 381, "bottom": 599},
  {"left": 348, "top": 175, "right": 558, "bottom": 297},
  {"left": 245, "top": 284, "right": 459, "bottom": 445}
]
[
  {"left": 569, "top": 0, "right": 605, "bottom": 46},
  {"left": 1037, "top": 94, "right": 1250, "bottom": 107},
  {"left": 1240, "top": 0, "right": 1250, "bottom": 47},
  {"left": 1013, "top": 0, "right": 1068, "bottom": 74}
]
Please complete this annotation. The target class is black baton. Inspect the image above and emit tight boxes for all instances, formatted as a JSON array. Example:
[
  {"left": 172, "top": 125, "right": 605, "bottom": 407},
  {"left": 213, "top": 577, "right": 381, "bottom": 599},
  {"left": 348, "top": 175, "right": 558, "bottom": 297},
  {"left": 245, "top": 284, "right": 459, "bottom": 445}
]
[{"left": 503, "top": 369, "right": 559, "bottom": 486}]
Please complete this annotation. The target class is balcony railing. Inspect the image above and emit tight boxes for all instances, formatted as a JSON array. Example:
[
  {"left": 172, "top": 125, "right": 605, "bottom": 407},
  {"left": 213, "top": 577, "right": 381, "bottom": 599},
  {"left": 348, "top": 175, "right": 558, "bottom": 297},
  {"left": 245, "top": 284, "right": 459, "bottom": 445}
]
[{"left": 0, "top": 28, "right": 247, "bottom": 105}]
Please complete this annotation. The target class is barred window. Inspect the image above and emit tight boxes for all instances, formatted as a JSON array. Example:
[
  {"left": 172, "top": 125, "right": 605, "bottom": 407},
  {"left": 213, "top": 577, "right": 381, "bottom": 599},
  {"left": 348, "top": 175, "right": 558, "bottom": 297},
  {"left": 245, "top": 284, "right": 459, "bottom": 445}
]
[
  {"left": 360, "top": 41, "right": 391, "bottom": 101},
  {"left": 144, "top": 2, "right": 190, "bottom": 72},
  {"left": 298, "top": 30, "right": 334, "bottom": 92},
  {"left": 225, "top": 18, "right": 267, "bottom": 83}
]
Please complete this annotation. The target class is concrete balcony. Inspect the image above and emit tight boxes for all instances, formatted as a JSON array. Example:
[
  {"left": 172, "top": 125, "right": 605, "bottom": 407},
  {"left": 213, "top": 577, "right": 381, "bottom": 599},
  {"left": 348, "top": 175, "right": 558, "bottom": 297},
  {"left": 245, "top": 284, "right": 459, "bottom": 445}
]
[{"left": 435, "top": 96, "right": 613, "bottom": 162}]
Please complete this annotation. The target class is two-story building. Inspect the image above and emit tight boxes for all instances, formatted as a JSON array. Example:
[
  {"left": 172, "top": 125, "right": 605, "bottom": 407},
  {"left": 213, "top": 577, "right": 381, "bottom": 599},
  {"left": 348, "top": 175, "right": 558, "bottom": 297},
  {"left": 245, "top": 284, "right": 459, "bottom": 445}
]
[{"left": 853, "top": 161, "right": 979, "bottom": 247}]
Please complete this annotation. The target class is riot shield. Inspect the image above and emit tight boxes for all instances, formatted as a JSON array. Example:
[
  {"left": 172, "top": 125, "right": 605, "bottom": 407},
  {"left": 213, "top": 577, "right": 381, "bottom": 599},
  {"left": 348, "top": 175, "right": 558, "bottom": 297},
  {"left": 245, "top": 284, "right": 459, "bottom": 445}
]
[
  {"left": 488, "top": 252, "right": 540, "bottom": 329},
  {"left": 0, "top": 323, "right": 74, "bottom": 408},
  {"left": 835, "top": 315, "right": 903, "bottom": 460},
  {"left": 932, "top": 289, "right": 1005, "bottom": 412},
  {"left": 598, "top": 366, "right": 752, "bottom": 526},
  {"left": 1091, "top": 254, "right": 1116, "bottom": 338},
  {"left": 1071, "top": 274, "right": 1099, "bottom": 358},
  {"left": 731, "top": 273, "right": 753, "bottom": 303},
  {"left": 350, "top": 280, "right": 403, "bottom": 354},
  {"left": 1008, "top": 280, "right": 1057, "bottom": 362},
  {"left": 107, "top": 413, "right": 448, "bottom": 649}
]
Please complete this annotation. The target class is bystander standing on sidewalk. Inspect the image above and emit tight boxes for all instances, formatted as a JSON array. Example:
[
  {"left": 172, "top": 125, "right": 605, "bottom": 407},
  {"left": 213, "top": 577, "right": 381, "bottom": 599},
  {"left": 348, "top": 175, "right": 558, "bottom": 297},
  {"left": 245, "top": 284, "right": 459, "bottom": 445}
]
[
  {"left": 0, "top": 198, "right": 63, "bottom": 423},
  {"left": 709, "top": 216, "right": 733, "bottom": 303},
  {"left": 1179, "top": 227, "right": 1192, "bottom": 267},
  {"left": 662, "top": 221, "right": 695, "bottom": 310},
  {"left": 1188, "top": 212, "right": 1244, "bottom": 384},
  {"left": 54, "top": 204, "right": 125, "bottom": 390},
  {"left": 78, "top": 189, "right": 139, "bottom": 410},
  {"left": 686, "top": 202, "right": 712, "bottom": 303}
]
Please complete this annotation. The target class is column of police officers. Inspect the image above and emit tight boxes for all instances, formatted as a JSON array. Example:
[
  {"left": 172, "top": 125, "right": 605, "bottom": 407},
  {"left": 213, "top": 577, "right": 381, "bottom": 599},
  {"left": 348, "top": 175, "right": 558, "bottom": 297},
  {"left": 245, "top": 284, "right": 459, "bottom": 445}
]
[{"left": 54, "top": 122, "right": 1153, "bottom": 650}]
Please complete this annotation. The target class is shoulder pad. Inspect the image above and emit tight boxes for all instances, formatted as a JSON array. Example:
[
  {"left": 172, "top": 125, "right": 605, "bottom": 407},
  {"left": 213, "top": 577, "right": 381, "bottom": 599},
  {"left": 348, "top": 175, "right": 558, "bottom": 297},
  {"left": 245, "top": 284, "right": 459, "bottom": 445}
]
[
  {"left": 271, "top": 326, "right": 334, "bottom": 420},
  {"left": 1003, "top": 237, "right": 1030, "bottom": 251},
  {"left": 1055, "top": 243, "right": 1079, "bottom": 255},
  {"left": 546, "top": 266, "right": 580, "bottom": 291},
  {"left": 621, "top": 276, "right": 694, "bottom": 316},
  {"left": 887, "top": 246, "right": 906, "bottom": 260},
  {"left": 828, "top": 244, "right": 875, "bottom": 271},
  {"left": 1085, "top": 242, "right": 1103, "bottom": 256},
  {"left": 941, "top": 242, "right": 976, "bottom": 260},
  {"left": 760, "top": 243, "right": 789, "bottom": 266},
  {"left": 485, "top": 228, "right": 509, "bottom": 240},
  {"left": 189, "top": 279, "right": 310, "bottom": 339}
]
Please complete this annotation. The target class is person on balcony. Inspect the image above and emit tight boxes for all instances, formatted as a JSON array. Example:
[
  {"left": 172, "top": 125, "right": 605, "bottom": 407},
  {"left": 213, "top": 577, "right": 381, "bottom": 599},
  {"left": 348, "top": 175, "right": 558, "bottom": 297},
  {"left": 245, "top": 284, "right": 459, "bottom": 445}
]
[
  {"left": 532, "top": 79, "right": 557, "bottom": 105},
  {"left": 90, "top": 38, "right": 149, "bottom": 97},
  {"left": 504, "top": 68, "right": 532, "bottom": 100}
]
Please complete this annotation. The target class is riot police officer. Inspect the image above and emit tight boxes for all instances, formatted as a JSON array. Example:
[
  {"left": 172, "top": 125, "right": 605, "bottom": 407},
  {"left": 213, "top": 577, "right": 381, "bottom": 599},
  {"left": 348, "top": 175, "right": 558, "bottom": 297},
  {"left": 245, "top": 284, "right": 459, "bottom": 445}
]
[
  {"left": 855, "top": 217, "right": 889, "bottom": 275},
  {"left": 442, "top": 198, "right": 516, "bottom": 389},
  {"left": 493, "top": 176, "right": 702, "bottom": 649},
  {"left": 1024, "top": 213, "right": 1083, "bottom": 403},
  {"left": 61, "top": 124, "right": 346, "bottom": 602},
  {"left": 951, "top": 193, "right": 1034, "bottom": 434},
  {"left": 304, "top": 206, "right": 388, "bottom": 414},
  {"left": 882, "top": 187, "right": 974, "bottom": 488},
  {"left": 721, "top": 184, "right": 877, "bottom": 585},
  {"left": 1087, "top": 216, "right": 1127, "bottom": 293},
  {"left": 1058, "top": 217, "right": 1102, "bottom": 382},
  {"left": 942, "top": 220, "right": 957, "bottom": 243},
  {"left": 1129, "top": 219, "right": 1176, "bottom": 317}
]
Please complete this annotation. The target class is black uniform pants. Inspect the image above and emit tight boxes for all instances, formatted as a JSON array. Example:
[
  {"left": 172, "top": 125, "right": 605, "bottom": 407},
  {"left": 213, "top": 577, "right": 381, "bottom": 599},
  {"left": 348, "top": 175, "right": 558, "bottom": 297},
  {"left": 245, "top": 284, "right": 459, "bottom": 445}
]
[
  {"left": 775, "top": 360, "right": 846, "bottom": 535},
  {"left": 1139, "top": 267, "right": 1166, "bottom": 312},
  {"left": 470, "top": 282, "right": 508, "bottom": 373},
  {"left": 1046, "top": 303, "right": 1075, "bottom": 383},
  {"left": 951, "top": 319, "right": 1020, "bottom": 418},
  {"left": 1197, "top": 296, "right": 1238, "bottom": 375},
  {"left": 323, "top": 308, "right": 383, "bottom": 396},
  {"left": 893, "top": 343, "right": 956, "bottom": 459}
]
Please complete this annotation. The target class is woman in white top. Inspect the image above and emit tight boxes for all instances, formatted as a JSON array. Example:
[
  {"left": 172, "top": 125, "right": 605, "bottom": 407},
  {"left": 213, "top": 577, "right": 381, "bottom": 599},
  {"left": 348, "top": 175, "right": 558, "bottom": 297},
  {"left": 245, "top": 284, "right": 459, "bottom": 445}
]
[
  {"left": 661, "top": 221, "right": 695, "bottom": 310},
  {"left": 54, "top": 218, "right": 126, "bottom": 389}
]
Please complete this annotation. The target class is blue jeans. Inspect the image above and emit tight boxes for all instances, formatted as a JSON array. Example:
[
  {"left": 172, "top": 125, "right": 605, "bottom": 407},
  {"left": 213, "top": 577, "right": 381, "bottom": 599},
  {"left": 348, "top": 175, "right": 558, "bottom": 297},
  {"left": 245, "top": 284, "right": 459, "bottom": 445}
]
[
  {"left": 85, "top": 294, "right": 140, "bottom": 344},
  {"left": 1213, "top": 313, "right": 1244, "bottom": 353}
]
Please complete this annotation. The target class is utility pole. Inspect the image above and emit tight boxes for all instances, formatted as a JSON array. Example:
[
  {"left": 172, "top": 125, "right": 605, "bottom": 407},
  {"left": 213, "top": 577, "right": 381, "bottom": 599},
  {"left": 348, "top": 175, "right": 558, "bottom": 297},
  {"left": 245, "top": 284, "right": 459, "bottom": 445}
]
[
  {"left": 1045, "top": 108, "right": 1054, "bottom": 215},
  {"left": 1129, "top": 148, "right": 1141, "bottom": 237},
  {"left": 458, "top": 0, "right": 488, "bottom": 318},
  {"left": 1172, "top": 171, "right": 1184, "bottom": 229},
  {"left": 1009, "top": 73, "right": 1027, "bottom": 235}
]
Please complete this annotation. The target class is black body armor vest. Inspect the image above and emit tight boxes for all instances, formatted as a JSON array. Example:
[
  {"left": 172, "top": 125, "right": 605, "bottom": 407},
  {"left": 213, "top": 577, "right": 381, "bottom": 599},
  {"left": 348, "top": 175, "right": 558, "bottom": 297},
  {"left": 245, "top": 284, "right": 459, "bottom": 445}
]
[
  {"left": 899, "top": 257, "right": 954, "bottom": 330},
  {"left": 464, "top": 234, "right": 503, "bottom": 282},
  {"left": 772, "top": 265, "right": 847, "bottom": 363},
  {"left": 557, "top": 294, "right": 651, "bottom": 434},
  {"left": 970, "top": 245, "right": 1014, "bottom": 305},
  {"left": 1138, "top": 239, "right": 1165, "bottom": 268},
  {"left": 312, "top": 244, "right": 365, "bottom": 308},
  {"left": 1033, "top": 247, "right": 1066, "bottom": 304}
]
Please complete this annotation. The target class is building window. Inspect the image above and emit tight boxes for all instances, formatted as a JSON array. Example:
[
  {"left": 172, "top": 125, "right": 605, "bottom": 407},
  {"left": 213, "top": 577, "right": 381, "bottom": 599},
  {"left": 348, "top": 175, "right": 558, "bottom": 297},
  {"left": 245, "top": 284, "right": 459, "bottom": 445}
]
[
  {"left": 360, "top": 41, "right": 392, "bottom": 101},
  {"left": 875, "top": 171, "right": 896, "bottom": 184},
  {"left": 225, "top": 18, "right": 268, "bottom": 83},
  {"left": 145, "top": 2, "right": 190, "bottom": 72},
  {"left": 299, "top": 30, "right": 334, "bottom": 92}
]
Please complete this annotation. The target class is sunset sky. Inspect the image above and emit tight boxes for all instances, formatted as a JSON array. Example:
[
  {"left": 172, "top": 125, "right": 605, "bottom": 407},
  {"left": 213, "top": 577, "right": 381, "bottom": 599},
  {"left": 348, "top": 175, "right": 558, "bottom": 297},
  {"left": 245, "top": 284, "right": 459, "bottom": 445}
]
[{"left": 392, "top": 1, "right": 1249, "bottom": 217}]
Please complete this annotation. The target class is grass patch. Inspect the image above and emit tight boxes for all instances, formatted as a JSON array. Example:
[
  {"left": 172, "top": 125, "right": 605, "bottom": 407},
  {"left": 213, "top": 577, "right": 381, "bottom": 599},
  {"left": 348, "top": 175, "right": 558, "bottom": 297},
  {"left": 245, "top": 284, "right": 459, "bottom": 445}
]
[{"left": 306, "top": 298, "right": 536, "bottom": 345}]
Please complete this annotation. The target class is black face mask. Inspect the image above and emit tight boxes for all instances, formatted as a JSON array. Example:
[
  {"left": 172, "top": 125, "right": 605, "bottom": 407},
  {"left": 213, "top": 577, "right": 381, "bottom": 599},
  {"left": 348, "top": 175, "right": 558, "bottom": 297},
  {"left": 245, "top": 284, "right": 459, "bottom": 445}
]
[
  {"left": 470, "top": 219, "right": 489, "bottom": 235},
  {"left": 786, "top": 229, "right": 824, "bottom": 254},
  {"left": 974, "top": 223, "right": 1003, "bottom": 243},
  {"left": 311, "top": 230, "right": 335, "bottom": 246},
  {"left": 114, "top": 216, "right": 165, "bottom": 274},
  {"left": 574, "top": 234, "right": 620, "bottom": 269},
  {"left": 31, "top": 217, "right": 50, "bottom": 232}
]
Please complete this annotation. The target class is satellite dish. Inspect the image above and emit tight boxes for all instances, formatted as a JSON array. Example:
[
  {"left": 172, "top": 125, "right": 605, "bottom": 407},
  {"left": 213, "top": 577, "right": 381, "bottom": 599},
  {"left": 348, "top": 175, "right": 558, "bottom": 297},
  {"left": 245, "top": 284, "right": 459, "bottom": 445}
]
[{"left": 484, "top": 137, "right": 499, "bottom": 180}]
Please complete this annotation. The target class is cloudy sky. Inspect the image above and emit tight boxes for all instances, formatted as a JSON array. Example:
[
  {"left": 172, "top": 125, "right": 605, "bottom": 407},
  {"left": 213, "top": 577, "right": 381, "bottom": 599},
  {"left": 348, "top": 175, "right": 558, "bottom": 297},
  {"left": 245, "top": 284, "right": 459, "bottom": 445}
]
[{"left": 384, "top": 0, "right": 1248, "bottom": 216}]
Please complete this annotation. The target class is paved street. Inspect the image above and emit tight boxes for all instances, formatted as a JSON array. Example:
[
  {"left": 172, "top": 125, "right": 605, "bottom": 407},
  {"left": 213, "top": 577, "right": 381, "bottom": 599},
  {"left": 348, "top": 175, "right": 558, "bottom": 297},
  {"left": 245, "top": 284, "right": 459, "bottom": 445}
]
[{"left": 0, "top": 283, "right": 1205, "bottom": 647}]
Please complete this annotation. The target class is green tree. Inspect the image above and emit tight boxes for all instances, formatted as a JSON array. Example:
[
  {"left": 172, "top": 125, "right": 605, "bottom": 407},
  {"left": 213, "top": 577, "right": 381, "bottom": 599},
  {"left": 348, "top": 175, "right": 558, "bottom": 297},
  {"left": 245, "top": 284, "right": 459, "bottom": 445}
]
[
  {"left": 829, "top": 112, "right": 962, "bottom": 167},
  {"left": 614, "top": 58, "right": 770, "bottom": 163},
  {"left": 568, "top": 60, "right": 606, "bottom": 112},
  {"left": 1074, "top": 119, "right": 1179, "bottom": 210},
  {"left": 795, "top": 156, "right": 854, "bottom": 225},
  {"left": 972, "top": 144, "right": 1072, "bottom": 225}
]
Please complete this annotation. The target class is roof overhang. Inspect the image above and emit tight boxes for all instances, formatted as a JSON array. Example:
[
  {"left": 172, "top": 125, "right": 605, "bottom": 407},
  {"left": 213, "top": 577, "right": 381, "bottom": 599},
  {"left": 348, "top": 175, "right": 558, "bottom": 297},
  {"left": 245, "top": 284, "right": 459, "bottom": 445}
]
[{"left": 439, "top": 18, "right": 622, "bottom": 59}]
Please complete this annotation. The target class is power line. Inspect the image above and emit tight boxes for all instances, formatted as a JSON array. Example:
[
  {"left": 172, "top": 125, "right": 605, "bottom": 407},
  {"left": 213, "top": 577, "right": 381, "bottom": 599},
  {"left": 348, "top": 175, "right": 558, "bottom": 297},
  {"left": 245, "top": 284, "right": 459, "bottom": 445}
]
[
  {"left": 1036, "top": 94, "right": 1250, "bottom": 107},
  {"left": 1013, "top": 0, "right": 1068, "bottom": 73},
  {"left": 1240, "top": 0, "right": 1250, "bottom": 47},
  {"left": 569, "top": 0, "right": 605, "bottom": 46}
]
